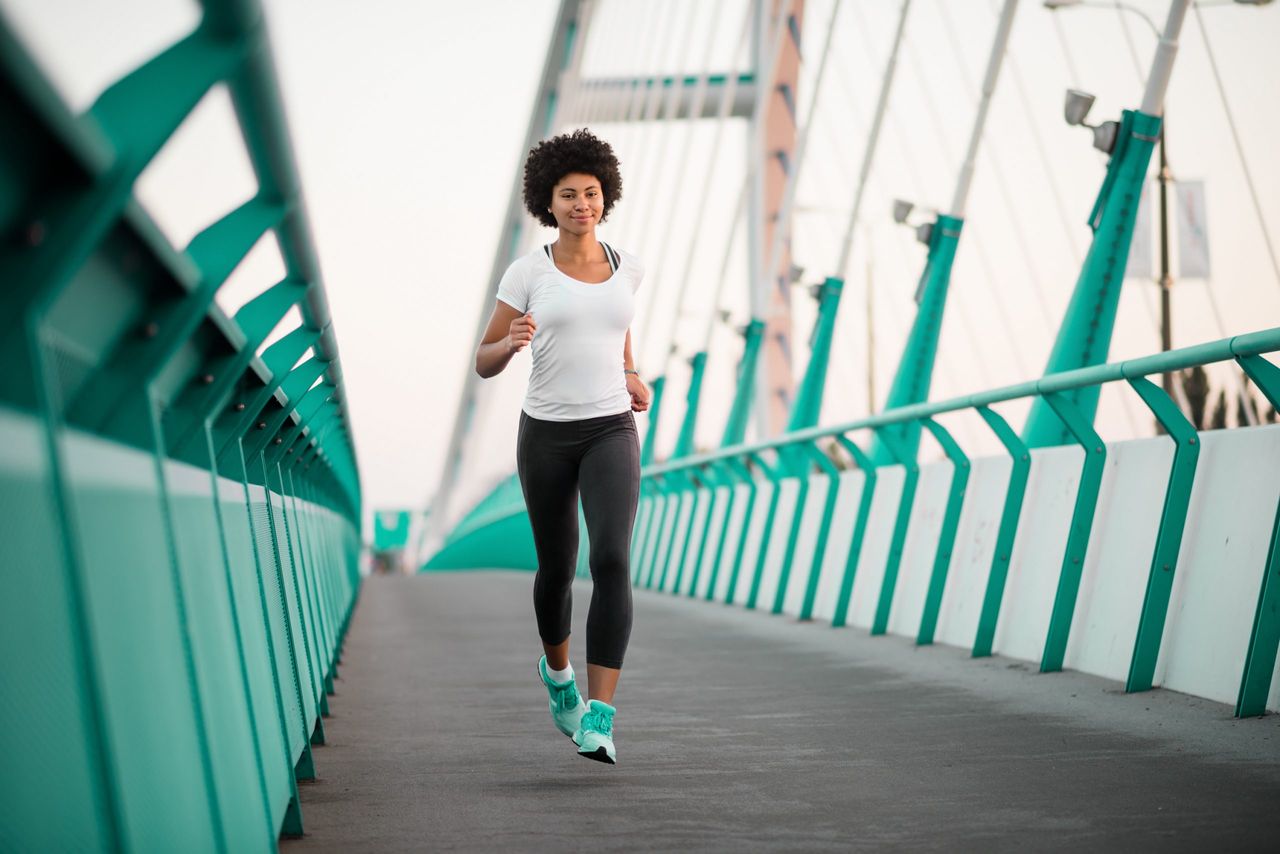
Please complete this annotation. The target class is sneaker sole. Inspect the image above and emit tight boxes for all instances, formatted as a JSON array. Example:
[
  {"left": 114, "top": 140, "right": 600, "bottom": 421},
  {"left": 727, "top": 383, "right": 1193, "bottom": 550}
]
[{"left": 578, "top": 746, "right": 615, "bottom": 765}]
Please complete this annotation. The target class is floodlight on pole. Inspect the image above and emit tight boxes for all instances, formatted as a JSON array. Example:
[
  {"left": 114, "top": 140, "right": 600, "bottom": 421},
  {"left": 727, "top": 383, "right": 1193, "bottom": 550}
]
[
  {"left": 1060, "top": 88, "right": 1119, "bottom": 153},
  {"left": 1064, "top": 89, "right": 1095, "bottom": 126}
]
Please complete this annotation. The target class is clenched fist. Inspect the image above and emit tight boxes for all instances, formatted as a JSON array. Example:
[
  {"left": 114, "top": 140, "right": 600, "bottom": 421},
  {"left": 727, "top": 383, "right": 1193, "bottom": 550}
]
[{"left": 507, "top": 313, "right": 537, "bottom": 353}]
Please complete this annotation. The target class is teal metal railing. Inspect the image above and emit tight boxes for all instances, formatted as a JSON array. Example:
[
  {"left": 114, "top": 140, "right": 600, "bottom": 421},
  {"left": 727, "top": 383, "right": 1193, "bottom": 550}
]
[
  {"left": 1, "top": 1, "right": 360, "bottom": 849},
  {"left": 632, "top": 328, "right": 1280, "bottom": 718}
]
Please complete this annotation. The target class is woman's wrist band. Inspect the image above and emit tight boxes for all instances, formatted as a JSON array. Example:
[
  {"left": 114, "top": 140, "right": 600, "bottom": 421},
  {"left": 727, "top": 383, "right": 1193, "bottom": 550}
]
[{"left": 624, "top": 369, "right": 639, "bottom": 376}]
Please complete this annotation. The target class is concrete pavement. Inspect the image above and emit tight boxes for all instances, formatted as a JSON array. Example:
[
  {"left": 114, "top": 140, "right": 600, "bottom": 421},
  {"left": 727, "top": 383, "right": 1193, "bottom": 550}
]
[{"left": 282, "top": 571, "right": 1280, "bottom": 852}]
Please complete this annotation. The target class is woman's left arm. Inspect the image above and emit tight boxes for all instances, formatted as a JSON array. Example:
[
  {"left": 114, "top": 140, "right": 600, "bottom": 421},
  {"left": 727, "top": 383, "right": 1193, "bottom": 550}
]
[{"left": 623, "top": 329, "right": 651, "bottom": 412}]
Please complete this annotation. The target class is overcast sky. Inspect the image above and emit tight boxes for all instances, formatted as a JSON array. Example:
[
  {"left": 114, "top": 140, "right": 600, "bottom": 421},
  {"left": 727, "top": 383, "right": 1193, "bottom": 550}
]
[{"left": 5, "top": 0, "right": 1279, "bottom": 535}]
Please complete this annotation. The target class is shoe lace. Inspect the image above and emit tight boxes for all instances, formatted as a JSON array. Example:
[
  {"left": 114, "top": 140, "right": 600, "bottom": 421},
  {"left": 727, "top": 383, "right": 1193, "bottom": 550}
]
[
  {"left": 557, "top": 683, "right": 581, "bottom": 712},
  {"left": 583, "top": 707, "right": 613, "bottom": 737}
]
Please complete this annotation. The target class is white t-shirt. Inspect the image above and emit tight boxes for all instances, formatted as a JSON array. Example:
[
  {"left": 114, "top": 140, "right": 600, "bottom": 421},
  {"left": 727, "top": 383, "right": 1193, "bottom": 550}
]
[{"left": 496, "top": 244, "right": 644, "bottom": 422}]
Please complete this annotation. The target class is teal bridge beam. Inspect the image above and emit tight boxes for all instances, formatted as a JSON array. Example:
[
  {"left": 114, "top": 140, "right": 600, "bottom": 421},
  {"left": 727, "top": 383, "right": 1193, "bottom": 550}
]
[
  {"left": 1024, "top": 0, "right": 1190, "bottom": 446},
  {"left": 1, "top": 1, "right": 362, "bottom": 847}
]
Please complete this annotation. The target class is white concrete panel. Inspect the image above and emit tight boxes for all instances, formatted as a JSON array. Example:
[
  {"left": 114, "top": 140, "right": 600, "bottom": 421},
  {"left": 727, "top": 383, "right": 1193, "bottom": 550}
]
[
  {"left": 846, "top": 466, "right": 906, "bottom": 631},
  {"left": 694, "top": 486, "right": 733, "bottom": 600},
  {"left": 934, "top": 455, "right": 1013, "bottom": 649},
  {"left": 993, "top": 444, "right": 1082, "bottom": 664},
  {"left": 634, "top": 495, "right": 664, "bottom": 584},
  {"left": 754, "top": 478, "right": 802, "bottom": 612},
  {"left": 781, "top": 474, "right": 833, "bottom": 618},
  {"left": 629, "top": 497, "right": 653, "bottom": 581},
  {"left": 644, "top": 496, "right": 677, "bottom": 588},
  {"left": 713, "top": 484, "right": 752, "bottom": 603},
  {"left": 677, "top": 487, "right": 714, "bottom": 597},
  {"left": 887, "top": 461, "right": 953, "bottom": 639},
  {"left": 1063, "top": 436, "right": 1171, "bottom": 682},
  {"left": 811, "top": 470, "right": 867, "bottom": 623},
  {"left": 731, "top": 481, "right": 776, "bottom": 606},
  {"left": 659, "top": 493, "right": 697, "bottom": 593},
  {"left": 1155, "top": 424, "right": 1280, "bottom": 708}
]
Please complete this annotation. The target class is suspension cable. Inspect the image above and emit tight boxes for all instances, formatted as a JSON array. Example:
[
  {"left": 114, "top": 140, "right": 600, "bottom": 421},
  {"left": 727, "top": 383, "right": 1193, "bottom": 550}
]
[
  {"left": 648, "top": 0, "right": 736, "bottom": 376},
  {"left": 1191, "top": 2, "right": 1280, "bottom": 292}
]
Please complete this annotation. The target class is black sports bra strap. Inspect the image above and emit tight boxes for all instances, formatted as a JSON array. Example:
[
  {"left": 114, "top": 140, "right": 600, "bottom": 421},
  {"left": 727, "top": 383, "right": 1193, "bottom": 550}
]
[{"left": 601, "top": 242, "right": 619, "bottom": 272}]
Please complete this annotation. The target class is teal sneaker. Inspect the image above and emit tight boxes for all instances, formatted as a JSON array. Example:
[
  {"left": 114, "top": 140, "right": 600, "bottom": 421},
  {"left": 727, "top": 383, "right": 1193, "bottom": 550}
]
[
  {"left": 537, "top": 656, "right": 587, "bottom": 737},
  {"left": 572, "top": 699, "right": 617, "bottom": 765}
]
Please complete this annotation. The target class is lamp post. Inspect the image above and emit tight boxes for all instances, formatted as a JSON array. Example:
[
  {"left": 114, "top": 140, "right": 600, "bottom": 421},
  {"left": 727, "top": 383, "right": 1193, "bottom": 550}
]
[
  {"left": 1047, "top": 0, "right": 1177, "bottom": 396},
  {"left": 1047, "top": 0, "right": 1274, "bottom": 401}
]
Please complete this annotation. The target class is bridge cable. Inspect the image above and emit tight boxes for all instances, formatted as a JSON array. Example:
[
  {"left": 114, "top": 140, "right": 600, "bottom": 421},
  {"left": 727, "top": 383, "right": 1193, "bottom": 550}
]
[
  {"left": 935, "top": 0, "right": 1056, "bottom": 338},
  {"left": 895, "top": 24, "right": 1022, "bottom": 388},
  {"left": 647, "top": 0, "right": 736, "bottom": 378},
  {"left": 1191, "top": 2, "right": 1280, "bottom": 294},
  {"left": 627, "top": 4, "right": 707, "bottom": 366}
]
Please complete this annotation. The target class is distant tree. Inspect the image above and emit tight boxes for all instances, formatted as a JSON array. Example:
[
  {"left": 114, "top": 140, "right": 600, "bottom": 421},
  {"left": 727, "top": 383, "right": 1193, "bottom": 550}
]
[
  {"left": 1237, "top": 387, "right": 1260, "bottom": 428},
  {"left": 1210, "top": 389, "right": 1228, "bottom": 430},
  {"left": 1180, "top": 365, "right": 1210, "bottom": 430},
  {"left": 826, "top": 439, "right": 848, "bottom": 471}
]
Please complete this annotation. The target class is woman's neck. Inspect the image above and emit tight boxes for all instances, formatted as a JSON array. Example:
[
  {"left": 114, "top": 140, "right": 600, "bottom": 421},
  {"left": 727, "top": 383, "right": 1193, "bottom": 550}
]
[{"left": 554, "top": 230, "right": 601, "bottom": 264}]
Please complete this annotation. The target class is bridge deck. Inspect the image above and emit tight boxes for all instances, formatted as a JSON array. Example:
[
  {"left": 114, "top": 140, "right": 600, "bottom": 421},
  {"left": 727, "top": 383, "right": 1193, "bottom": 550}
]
[{"left": 285, "top": 572, "right": 1280, "bottom": 851}]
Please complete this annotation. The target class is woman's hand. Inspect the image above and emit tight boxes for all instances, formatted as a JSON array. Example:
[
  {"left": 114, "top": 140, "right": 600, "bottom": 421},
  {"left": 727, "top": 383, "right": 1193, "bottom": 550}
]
[
  {"left": 507, "top": 314, "right": 537, "bottom": 353},
  {"left": 626, "top": 372, "right": 651, "bottom": 412}
]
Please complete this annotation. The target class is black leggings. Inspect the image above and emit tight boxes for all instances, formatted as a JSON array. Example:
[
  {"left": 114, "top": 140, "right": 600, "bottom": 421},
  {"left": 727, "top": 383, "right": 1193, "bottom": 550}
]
[{"left": 517, "top": 410, "right": 640, "bottom": 669}]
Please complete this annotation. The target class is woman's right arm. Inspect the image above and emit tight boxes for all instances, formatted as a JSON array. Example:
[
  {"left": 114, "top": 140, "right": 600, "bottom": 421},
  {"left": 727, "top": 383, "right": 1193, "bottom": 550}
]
[{"left": 475, "top": 301, "right": 537, "bottom": 378}]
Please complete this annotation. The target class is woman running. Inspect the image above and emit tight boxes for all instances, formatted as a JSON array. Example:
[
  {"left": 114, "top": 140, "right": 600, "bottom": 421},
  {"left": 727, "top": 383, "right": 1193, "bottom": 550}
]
[{"left": 474, "top": 129, "right": 649, "bottom": 765}]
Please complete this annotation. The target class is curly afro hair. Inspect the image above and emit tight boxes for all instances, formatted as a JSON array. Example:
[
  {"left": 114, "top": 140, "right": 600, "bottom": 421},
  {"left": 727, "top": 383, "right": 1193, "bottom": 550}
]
[{"left": 522, "top": 128, "right": 623, "bottom": 228}]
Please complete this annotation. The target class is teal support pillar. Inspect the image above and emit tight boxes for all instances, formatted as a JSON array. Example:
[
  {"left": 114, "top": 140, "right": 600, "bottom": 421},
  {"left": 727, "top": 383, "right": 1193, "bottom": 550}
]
[
  {"left": 673, "top": 352, "right": 708, "bottom": 459},
  {"left": 1235, "top": 353, "right": 1280, "bottom": 718},
  {"left": 787, "top": 277, "right": 845, "bottom": 433},
  {"left": 1040, "top": 392, "right": 1107, "bottom": 673},
  {"left": 871, "top": 214, "right": 964, "bottom": 465},
  {"left": 640, "top": 375, "right": 667, "bottom": 466},
  {"left": 1125, "top": 376, "right": 1200, "bottom": 693},
  {"left": 972, "top": 406, "right": 1031, "bottom": 657},
  {"left": 721, "top": 319, "right": 766, "bottom": 447},
  {"left": 1023, "top": 110, "right": 1164, "bottom": 447},
  {"left": 915, "top": 418, "right": 970, "bottom": 646},
  {"left": 870, "top": 426, "right": 921, "bottom": 635}
]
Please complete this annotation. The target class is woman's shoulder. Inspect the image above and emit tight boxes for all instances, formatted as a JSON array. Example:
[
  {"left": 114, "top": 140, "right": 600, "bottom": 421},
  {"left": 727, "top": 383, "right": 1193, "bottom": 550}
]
[{"left": 608, "top": 245, "right": 644, "bottom": 277}]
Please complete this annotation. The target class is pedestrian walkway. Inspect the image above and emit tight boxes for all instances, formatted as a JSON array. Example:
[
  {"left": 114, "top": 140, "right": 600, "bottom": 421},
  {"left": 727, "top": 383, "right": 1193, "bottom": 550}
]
[{"left": 284, "top": 572, "right": 1280, "bottom": 852}]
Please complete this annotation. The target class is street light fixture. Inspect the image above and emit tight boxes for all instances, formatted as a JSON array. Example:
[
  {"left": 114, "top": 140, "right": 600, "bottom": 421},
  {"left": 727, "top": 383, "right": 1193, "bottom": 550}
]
[
  {"left": 891, "top": 198, "right": 936, "bottom": 245},
  {"left": 1062, "top": 88, "right": 1120, "bottom": 153}
]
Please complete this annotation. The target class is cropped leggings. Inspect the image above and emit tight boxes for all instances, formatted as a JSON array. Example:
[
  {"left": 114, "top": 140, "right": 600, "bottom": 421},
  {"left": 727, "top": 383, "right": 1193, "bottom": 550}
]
[{"left": 516, "top": 410, "right": 640, "bottom": 669}]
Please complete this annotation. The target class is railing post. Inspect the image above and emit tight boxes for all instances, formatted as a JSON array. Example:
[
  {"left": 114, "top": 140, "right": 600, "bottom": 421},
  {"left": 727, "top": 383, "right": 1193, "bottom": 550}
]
[
  {"left": 1040, "top": 391, "right": 1107, "bottom": 673},
  {"left": 1234, "top": 353, "right": 1280, "bottom": 718},
  {"left": 744, "top": 451, "right": 787, "bottom": 610},
  {"left": 916, "top": 418, "right": 971, "bottom": 645},
  {"left": 1125, "top": 376, "right": 1200, "bottom": 693},
  {"left": 769, "top": 446, "right": 816, "bottom": 614},
  {"left": 870, "top": 426, "right": 920, "bottom": 635},
  {"left": 796, "top": 441, "right": 843, "bottom": 621},
  {"left": 716, "top": 458, "right": 752, "bottom": 604},
  {"left": 831, "top": 435, "right": 877, "bottom": 628},
  {"left": 972, "top": 405, "right": 1031, "bottom": 657},
  {"left": 681, "top": 462, "right": 733, "bottom": 598}
]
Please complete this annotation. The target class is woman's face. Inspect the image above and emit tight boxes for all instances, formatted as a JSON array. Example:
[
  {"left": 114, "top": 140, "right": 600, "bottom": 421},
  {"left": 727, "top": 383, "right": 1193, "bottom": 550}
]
[{"left": 549, "top": 172, "right": 604, "bottom": 235}]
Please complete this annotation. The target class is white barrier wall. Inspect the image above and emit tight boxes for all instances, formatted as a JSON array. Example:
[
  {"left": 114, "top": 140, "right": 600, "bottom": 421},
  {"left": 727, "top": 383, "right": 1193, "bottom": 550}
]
[
  {"left": 809, "top": 470, "right": 867, "bottom": 622},
  {"left": 933, "top": 455, "right": 1012, "bottom": 648},
  {"left": 634, "top": 424, "right": 1280, "bottom": 712}
]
